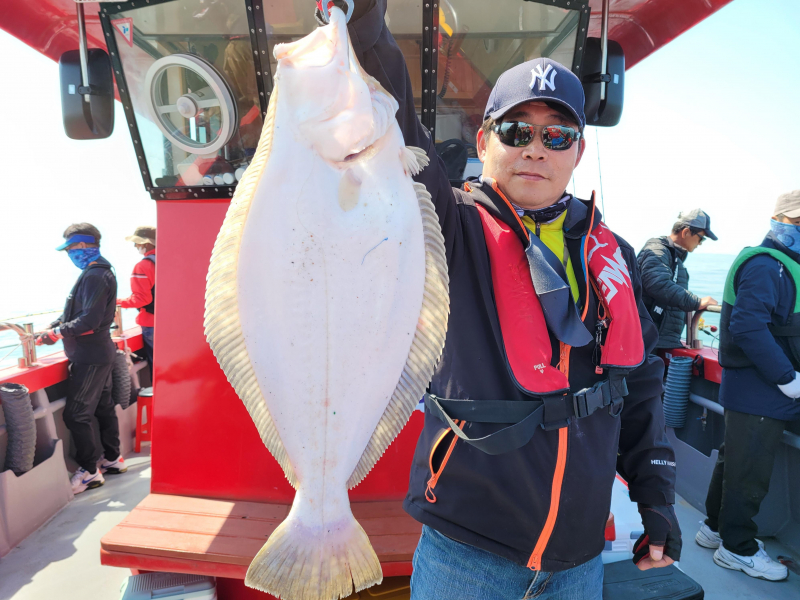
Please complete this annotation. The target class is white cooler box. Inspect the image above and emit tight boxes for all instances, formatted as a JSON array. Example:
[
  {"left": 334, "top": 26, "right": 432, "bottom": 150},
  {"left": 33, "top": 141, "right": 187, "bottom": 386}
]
[{"left": 120, "top": 573, "right": 216, "bottom": 600}]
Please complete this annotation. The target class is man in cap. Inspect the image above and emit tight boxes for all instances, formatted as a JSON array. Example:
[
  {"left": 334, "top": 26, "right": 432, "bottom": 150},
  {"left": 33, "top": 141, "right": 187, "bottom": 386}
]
[
  {"left": 118, "top": 226, "right": 157, "bottom": 373},
  {"left": 35, "top": 223, "right": 126, "bottom": 494},
  {"left": 695, "top": 191, "right": 800, "bottom": 582},
  {"left": 334, "top": 2, "right": 680, "bottom": 597},
  {"left": 637, "top": 210, "right": 719, "bottom": 349}
]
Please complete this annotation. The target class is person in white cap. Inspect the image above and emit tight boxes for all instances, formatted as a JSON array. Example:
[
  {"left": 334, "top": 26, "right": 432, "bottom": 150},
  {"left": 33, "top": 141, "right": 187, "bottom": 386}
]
[
  {"left": 637, "top": 209, "right": 719, "bottom": 349},
  {"left": 695, "top": 190, "right": 800, "bottom": 582},
  {"left": 118, "top": 226, "right": 156, "bottom": 373}
]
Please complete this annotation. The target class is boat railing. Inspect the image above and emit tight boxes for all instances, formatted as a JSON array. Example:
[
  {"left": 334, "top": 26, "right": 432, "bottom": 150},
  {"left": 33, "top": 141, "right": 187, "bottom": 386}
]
[
  {"left": 685, "top": 304, "right": 721, "bottom": 350},
  {"left": 0, "top": 322, "right": 37, "bottom": 368}
]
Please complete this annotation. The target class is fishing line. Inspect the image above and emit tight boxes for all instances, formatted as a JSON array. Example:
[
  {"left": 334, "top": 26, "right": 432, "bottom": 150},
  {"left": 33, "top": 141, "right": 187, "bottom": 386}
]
[
  {"left": 595, "top": 130, "right": 606, "bottom": 219},
  {"left": 0, "top": 343, "right": 22, "bottom": 364},
  {"left": 0, "top": 308, "right": 60, "bottom": 321}
]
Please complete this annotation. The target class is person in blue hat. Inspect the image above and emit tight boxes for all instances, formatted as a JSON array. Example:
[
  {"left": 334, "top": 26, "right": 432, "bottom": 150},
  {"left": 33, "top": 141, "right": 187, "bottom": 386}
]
[
  {"left": 37, "top": 223, "right": 126, "bottom": 494},
  {"left": 324, "top": 2, "right": 680, "bottom": 598}
]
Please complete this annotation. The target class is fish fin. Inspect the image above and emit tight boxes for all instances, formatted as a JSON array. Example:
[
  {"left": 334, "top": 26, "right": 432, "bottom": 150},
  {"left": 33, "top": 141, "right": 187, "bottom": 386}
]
[
  {"left": 204, "top": 85, "right": 297, "bottom": 489},
  {"left": 400, "top": 147, "right": 422, "bottom": 177},
  {"left": 347, "top": 180, "right": 449, "bottom": 488},
  {"left": 407, "top": 146, "right": 430, "bottom": 170},
  {"left": 245, "top": 511, "right": 382, "bottom": 599}
]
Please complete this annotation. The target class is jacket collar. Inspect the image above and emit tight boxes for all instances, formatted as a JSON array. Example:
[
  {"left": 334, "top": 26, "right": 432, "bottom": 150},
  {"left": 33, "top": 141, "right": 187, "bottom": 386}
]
[
  {"left": 764, "top": 234, "right": 800, "bottom": 263},
  {"left": 465, "top": 178, "right": 603, "bottom": 244},
  {"left": 663, "top": 236, "right": 688, "bottom": 261}
]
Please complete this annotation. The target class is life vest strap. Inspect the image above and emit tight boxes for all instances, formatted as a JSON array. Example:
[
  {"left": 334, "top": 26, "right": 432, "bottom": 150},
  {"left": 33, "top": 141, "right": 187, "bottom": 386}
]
[{"left": 424, "top": 374, "right": 627, "bottom": 456}]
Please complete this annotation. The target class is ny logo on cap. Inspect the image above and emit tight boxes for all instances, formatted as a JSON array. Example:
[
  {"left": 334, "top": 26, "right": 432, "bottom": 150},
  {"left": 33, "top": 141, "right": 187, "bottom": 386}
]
[{"left": 530, "top": 64, "right": 557, "bottom": 92}]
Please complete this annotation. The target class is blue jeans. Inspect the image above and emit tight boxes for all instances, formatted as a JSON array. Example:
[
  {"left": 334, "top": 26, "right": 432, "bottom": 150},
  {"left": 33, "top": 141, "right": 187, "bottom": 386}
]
[
  {"left": 411, "top": 526, "right": 603, "bottom": 600},
  {"left": 140, "top": 326, "right": 154, "bottom": 371}
]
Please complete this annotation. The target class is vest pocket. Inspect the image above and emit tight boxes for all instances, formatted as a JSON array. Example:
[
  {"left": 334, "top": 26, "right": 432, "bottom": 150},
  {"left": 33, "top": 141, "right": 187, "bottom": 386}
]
[{"left": 425, "top": 422, "right": 464, "bottom": 503}]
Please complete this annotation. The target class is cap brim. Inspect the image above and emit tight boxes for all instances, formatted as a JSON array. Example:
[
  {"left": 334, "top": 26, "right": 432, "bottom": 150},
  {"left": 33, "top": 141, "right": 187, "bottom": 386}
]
[
  {"left": 125, "top": 235, "right": 151, "bottom": 244},
  {"left": 781, "top": 207, "right": 800, "bottom": 219},
  {"left": 55, "top": 240, "right": 71, "bottom": 251},
  {"left": 489, "top": 97, "right": 583, "bottom": 129},
  {"left": 705, "top": 230, "right": 718, "bottom": 241}
]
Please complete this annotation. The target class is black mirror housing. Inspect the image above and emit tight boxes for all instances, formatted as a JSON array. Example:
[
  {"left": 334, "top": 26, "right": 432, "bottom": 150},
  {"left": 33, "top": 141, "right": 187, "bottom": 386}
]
[
  {"left": 582, "top": 38, "right": 625, "bottom": 127},
  {"left": 59, "top": 49, "right": 115, "bottom": 140}
]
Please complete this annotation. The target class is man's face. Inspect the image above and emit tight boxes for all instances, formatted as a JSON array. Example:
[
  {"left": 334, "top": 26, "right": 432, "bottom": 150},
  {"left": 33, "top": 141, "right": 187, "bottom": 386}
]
[
  {"left": 679, "top": 228, "right": 705, "bottom": 253},
  {"left": 476, "top": 102, "right": 585, "bottom": 210},
  {"left": 779, "top": 215, "right": 800, "bottom": 226}
]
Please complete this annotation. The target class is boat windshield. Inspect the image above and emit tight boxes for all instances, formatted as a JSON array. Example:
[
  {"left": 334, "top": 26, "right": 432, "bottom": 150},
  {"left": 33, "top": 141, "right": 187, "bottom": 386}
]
[{"left": 107, "top": 0, "right": 262, "bottom": 190}]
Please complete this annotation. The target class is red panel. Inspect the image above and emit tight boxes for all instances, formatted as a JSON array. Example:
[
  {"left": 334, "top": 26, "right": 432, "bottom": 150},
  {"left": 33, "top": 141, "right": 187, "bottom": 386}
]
[
  {"left": 151, "top": 200, "right": 424, "bottom": 503},
  {"left": 0, "top": 0, "right": 107, "bottom": 64},
  {"left": 587, "top": 0, "right": 735, "bottom": 69},
  {"left": 658, "top": 346, "right": 722, "bottom": 385},
  {"left": 0, "top": 328, "right": 143, "bottom": 394}
]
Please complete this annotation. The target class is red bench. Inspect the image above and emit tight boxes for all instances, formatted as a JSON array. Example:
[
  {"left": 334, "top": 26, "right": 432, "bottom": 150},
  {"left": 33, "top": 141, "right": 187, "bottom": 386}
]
[{"left": 100, "top": 494, "right": 421, "bottom": 583}]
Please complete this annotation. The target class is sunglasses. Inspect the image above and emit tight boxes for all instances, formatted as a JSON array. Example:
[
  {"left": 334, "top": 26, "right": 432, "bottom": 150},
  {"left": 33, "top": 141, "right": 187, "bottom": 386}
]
[{"left": 492, "top": 121, "right": 581, "bottom": 151}]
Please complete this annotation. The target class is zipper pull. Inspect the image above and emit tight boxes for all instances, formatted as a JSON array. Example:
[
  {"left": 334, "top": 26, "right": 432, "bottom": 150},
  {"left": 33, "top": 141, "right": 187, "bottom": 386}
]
[{"left": 535, "top": 221, "right": 541, "bottom": 237}]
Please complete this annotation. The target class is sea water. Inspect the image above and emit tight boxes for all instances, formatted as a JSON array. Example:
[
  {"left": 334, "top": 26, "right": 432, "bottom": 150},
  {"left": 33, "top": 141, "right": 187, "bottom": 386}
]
[{"left": 0, "top": 253, "right": 737, "bottom": 371}]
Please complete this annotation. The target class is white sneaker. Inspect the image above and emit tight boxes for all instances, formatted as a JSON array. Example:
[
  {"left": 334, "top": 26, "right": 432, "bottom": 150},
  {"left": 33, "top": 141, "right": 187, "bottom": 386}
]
[
  {"left": 71, "top": 468, "right": 105, "bottom": 494},
  {"left": 695, "top": 523, "right": 722, "bottom": 548},
  {"left": 100, "top": 456, "right": 127, "bottom": 474},
  {"left": 713, "top": 546, "right": 788, "bottom": 581},
  {"left": 695, "top": 523, "right": 765, "bottom": 550}
]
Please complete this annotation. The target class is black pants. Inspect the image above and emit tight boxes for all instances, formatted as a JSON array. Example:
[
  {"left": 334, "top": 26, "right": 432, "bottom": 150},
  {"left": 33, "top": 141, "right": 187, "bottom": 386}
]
[
  {"left": 704, "top": 409, "right": 787, "bottom": 556},
  {"left": 63, "top": 361, "right": 121, "bottom": 473}
]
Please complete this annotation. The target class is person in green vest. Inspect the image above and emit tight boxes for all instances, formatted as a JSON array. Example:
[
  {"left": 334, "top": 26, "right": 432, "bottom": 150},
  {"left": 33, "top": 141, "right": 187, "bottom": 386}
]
[{"left": 694, "top": 190, "right": 800, "bottom": 582}]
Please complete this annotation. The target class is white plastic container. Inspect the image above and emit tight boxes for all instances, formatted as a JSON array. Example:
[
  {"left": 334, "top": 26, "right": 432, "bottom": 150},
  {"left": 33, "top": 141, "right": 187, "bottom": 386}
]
[
  {"left": 601, "top": 476, "right": 645, "bottom": 564},
  {"left": 119, "top": 573, "right": 216, "bottom": 600}
]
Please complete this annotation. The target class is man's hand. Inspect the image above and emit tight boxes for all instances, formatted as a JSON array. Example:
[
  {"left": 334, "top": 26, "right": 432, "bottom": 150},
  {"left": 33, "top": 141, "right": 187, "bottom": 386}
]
[
  {"left": 35, "top": 329, "right": 62, "bottom": 346},
  {"left": 633, "top": 504, "right": 682, "bottom": 570},
  {"left": 778, "top": 372, "right": 800, "bottom": 399},
  {"left": 698, "top": 296, "right": 718, "bottom": 310}
]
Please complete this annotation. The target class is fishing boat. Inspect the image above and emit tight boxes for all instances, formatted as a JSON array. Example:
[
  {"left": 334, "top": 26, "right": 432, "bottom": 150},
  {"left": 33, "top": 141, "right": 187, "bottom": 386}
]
[{"left": 0, "top": 1, "right": 798, "bottom": 599}]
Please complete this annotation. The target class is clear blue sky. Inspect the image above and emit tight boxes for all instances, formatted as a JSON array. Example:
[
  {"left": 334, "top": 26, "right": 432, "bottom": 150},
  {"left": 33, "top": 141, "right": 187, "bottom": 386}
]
[{"left": 0, "top": 0, "right": 798, "bottom": 322}]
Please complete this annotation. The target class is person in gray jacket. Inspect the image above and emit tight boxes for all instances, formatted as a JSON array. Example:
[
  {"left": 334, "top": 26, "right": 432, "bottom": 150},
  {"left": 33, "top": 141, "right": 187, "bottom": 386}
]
[{"left": 638, "top": 209, "right": 719, "bottom": 349}]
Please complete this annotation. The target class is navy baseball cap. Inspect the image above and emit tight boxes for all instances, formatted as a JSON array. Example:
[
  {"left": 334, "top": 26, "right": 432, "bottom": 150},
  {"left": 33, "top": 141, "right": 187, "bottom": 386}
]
[{"left": 484, "top": 57, "right": 585, "bottom": 129}]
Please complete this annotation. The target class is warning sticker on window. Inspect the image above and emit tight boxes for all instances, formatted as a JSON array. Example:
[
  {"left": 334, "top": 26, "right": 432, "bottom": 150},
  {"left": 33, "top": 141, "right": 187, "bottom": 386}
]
[{"left": 112, "top": 18, "right": 133, "bottom": 48}]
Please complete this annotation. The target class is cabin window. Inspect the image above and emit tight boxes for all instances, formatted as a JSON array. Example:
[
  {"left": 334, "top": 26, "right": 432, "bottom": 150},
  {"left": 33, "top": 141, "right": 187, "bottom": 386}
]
[
  {"left": 103, "top": 0, "right": 263, "bottom": 192},
  {"left": 427, "top": 0, "right": 586, "bottom": 181}
]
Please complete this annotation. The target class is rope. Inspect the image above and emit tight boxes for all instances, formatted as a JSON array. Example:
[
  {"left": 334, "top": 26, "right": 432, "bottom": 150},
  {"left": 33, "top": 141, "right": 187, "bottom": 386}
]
[{"left": 595, "top": 130, "right": 606, "bottom": 219}]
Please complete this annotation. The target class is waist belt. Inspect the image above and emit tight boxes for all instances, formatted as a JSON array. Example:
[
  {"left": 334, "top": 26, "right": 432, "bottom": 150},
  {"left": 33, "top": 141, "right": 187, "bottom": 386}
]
[{"left": 424, "top": 375, "right": 628, "bottom": 456}]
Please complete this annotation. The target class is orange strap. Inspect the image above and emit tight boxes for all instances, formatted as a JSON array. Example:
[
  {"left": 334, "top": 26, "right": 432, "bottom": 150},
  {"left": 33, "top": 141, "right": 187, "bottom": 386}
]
[{"left": 425, "top": 421, "right": 465, "bottom": 503}]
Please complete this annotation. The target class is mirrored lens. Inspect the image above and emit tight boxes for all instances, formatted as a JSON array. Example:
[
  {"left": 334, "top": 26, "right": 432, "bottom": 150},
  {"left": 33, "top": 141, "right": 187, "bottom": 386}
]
[
  {"left": 542, "top": 125, "right": 576, "bottom": 150},
  {"left": 498, "top": 122, "right": 534, "bottom": 147}
]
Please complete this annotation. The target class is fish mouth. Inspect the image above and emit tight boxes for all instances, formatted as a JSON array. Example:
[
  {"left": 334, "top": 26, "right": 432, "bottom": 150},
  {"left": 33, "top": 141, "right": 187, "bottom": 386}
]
[{"left": 333, "top": 128, "right": 391, "bottom": 168}]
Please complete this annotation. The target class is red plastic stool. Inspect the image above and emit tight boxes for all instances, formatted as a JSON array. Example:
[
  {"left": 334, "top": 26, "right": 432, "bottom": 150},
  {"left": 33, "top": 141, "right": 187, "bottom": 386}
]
[{"left": 135, "top": 387, "right": 154, "bottom": 453}]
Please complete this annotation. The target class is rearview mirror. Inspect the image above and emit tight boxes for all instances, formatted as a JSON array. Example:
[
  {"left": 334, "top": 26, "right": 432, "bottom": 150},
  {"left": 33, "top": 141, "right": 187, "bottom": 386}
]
[
  {"left": 582, "top": 38, "right": 625, "bottom": 127},
  {"left": 59, "top": 49, "right": 115, "bottom": 140}
]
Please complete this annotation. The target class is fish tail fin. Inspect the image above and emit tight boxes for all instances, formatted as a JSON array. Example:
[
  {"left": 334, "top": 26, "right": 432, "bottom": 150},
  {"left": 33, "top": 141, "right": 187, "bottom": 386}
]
[{"left": 245, "top": 512, "right": 382, "bottom": 600}]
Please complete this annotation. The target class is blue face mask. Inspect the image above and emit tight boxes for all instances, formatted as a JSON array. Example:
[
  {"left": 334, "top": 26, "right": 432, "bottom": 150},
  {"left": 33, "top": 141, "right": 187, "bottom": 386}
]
[{"left": 66, "top": 247, "right": 101, "bottom": 269}]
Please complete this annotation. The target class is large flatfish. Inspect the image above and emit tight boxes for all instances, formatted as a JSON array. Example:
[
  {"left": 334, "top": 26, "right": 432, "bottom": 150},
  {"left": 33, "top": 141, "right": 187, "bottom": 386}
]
[{"left": 204, "top": 7, "right": 449, "bottom": 600}]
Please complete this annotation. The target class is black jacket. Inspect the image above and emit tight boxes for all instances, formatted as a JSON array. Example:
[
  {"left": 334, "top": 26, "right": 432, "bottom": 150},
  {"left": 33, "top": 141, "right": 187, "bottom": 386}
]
[
  {"left": 52, "top": 257, "right": 118, "bottom": 365},
  {"left": 719, "top": 236, "right": 800, "bottom": 421},
  {"left": 637, "top": 236, "right": 700, "bottom": 349},
  {"left": 349, "top": 1, "right": 676, "bottom": 572}
]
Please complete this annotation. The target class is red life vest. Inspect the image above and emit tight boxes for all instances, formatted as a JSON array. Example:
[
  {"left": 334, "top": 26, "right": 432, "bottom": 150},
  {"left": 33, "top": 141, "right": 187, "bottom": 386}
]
[{"left": 476, "top": 204, "right": 643, "bottom": 394}]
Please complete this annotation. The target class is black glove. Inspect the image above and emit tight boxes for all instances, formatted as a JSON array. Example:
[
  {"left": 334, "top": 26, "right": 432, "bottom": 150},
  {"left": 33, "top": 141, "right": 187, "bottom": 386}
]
[
  {"left": 35, "top": 330, "right": 59, "bottom": 346},
  {"left": 633, "top": 504, "right": 682, "bottom": 569}
]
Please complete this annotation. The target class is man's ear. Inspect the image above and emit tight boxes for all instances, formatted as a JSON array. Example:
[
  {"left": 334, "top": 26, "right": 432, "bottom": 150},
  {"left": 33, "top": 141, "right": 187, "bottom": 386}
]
[
  {"left": 574, "top": 136, "right": 586, "bottom": 169},
  {"left": 476, "top": 128, "right": 488, "bottom": 163}
]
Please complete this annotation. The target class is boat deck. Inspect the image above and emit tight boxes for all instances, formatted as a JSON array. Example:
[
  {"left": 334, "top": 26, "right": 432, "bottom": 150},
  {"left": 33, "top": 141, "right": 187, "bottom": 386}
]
[{"left": 0, "top": 451, "right": 798, "bottom": 600}]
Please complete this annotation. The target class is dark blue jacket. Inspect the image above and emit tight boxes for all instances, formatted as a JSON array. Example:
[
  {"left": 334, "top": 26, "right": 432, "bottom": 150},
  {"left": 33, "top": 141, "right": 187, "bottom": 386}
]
[
  {"left": 349, "top": 0, "right": 675, "bottom": 572},
  {"left": 720, "top": 236, "right": 800, "bottom": 421},
  {"left": 52, "top": 257, "right": 118, "bottom": 365}
]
